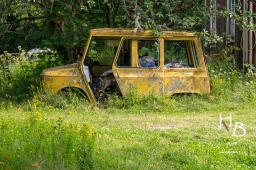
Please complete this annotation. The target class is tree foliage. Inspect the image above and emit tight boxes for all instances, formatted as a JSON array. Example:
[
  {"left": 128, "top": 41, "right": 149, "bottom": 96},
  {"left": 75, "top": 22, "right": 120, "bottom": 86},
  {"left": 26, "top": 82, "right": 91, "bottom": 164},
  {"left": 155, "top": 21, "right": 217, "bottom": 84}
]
[{"left": 0, "top": 0, "right": 256, "bottom": 62}]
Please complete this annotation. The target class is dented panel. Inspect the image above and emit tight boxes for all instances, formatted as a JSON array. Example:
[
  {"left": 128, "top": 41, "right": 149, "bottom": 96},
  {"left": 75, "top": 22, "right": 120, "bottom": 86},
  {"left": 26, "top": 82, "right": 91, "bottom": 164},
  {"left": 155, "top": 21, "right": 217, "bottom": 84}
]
[
  {"left": 41, "top": 63, "right": 96, "bottom": 103},
  {"left": 163, "top": 69, "right": 210, "bottom": 95},
  {"left": 113, "top": 68, "right": 164, "bottom": 96}
]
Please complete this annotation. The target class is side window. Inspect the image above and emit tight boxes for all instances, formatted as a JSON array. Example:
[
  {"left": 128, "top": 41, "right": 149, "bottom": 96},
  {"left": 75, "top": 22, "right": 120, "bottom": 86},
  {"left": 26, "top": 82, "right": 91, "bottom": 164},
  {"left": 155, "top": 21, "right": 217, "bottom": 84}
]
[
  {"left": 164, "top": 41, "right": 199, "bottom": 68},
  {"left": 87, "top": 39, "right": 120, "bottom": 66},
  {"left": 116, "top": 39, "right": 159, "bottom": 68},
  {"left": 138, "top": 40, "right": 159, "bottom": 67}
]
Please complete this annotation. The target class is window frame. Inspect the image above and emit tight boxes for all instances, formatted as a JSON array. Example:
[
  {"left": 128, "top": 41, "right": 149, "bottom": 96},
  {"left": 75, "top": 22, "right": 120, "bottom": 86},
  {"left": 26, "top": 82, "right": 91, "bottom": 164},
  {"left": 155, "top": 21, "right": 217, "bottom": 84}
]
[
  {"left": 115, "top": 38, "right": 160, "bottom": 69},
  {"left": 85, "top": 37, "right": 121, "bottom": 66},
  {"left": 163, "top": 39, "right": 199, "bottom": 69}
]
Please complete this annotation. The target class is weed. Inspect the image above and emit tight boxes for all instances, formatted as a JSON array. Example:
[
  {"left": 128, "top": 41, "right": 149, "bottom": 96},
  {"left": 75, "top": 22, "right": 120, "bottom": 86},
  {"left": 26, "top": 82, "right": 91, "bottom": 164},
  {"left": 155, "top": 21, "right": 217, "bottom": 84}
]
[
  {"left": 0, "top": 110, "right": 96, "bottom": 169},
  {"left": 0, "top": 51, "right": 14, "bottom": 94},
  {"left": 207, "top": 46, "right": 254, "bottom": 102}
]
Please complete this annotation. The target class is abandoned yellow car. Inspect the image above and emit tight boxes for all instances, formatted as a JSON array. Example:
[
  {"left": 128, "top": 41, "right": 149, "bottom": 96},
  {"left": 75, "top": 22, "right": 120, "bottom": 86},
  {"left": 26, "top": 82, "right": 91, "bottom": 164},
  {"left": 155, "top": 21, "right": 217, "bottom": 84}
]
[{"left": 41, "top": 28, "right": 210, "bottom": 104}]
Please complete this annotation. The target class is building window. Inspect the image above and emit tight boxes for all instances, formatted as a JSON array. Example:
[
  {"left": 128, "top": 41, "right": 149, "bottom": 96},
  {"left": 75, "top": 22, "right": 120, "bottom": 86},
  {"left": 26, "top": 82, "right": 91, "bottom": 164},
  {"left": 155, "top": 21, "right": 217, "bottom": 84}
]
[
  {"left": 226, "top": 0, "right": 235, "bottom": 42},
  {"left": 210, "top": 0, "right": 217, "bottom": 32}
]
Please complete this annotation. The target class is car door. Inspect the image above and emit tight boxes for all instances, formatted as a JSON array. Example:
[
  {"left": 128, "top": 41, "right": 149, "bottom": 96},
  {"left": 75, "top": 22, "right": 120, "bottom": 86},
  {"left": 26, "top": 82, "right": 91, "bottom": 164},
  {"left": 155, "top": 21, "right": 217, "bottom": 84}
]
[
  {"left": 163, "top": 38, "right": 210, "bottom": 95},
  {"left": 112, "top": 38, "right": 164, "bottom": 96}
]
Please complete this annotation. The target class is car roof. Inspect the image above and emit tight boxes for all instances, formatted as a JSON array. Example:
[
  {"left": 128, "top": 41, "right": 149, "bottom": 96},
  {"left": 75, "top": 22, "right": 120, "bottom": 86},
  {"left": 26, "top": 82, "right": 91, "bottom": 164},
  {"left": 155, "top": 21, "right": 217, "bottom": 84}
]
[{"left": 89, "top": 28, "right": 196, "bottom": 38}]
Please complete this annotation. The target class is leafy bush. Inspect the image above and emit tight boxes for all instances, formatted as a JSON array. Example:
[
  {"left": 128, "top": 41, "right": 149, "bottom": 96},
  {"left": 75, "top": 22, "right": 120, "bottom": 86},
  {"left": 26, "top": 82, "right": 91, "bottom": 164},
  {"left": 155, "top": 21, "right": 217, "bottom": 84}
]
[
  {"left": 0, "top": 51, "right": 15, "bottom": 95},
  {"left": 207, "top": 47, "right": 237, "bottom": 98},
  {"left": 207, "top": 46, "right": 256, "bottom": 102},
  {"left": 0, "top": 47, "right": 63, "bottom": 101}
]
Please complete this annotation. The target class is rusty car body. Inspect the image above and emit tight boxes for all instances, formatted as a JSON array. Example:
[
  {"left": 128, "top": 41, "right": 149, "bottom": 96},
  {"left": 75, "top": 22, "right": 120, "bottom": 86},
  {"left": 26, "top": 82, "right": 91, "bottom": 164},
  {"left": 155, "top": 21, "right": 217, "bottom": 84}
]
[{"left": 41, "top": 28, "right": 210, "bottom": 104}]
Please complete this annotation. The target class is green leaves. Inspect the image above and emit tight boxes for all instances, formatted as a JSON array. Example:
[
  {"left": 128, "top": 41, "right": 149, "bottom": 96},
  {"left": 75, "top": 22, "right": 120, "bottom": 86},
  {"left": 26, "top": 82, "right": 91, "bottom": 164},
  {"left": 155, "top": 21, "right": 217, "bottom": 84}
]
[{"left": 1, "top": 0, "right": 256, "bottom": 63}]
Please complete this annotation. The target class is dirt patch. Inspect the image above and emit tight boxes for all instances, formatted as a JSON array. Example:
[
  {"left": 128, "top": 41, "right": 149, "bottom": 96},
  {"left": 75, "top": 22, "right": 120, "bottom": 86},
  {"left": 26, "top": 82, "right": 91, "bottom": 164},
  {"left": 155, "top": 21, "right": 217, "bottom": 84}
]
[{"left": 147, "top": 125, "right": 177, "bottom": 130}]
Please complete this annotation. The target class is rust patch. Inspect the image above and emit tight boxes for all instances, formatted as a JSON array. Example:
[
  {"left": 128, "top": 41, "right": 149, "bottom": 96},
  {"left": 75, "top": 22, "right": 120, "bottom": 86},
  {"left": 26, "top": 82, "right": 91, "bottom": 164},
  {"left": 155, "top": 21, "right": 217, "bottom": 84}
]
[{"left": 167, "top": 79, "right": 189, "bottom": 93}]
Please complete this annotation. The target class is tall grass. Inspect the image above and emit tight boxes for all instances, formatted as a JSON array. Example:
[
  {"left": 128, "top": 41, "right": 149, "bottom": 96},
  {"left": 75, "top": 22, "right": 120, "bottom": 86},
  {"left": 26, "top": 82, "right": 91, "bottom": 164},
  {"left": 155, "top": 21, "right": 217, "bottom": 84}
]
[
  {"left": 207, "top": 47, "right": 256, "bottom": 102},
  {"left": 0, "top": 102, "right": 96, "bottom": 170},
  {"left": 0, "top": 46, "right": 256, "bottom": 169}
]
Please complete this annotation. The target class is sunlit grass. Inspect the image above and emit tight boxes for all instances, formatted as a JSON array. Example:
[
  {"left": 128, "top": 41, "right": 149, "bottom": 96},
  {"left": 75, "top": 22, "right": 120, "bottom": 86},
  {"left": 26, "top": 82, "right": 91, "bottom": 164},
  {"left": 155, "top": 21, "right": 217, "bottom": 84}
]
[
  {"left": 0, "top": 93, "right": 256, "bottom": 169},
  {"left": 1, "top": 44, "right": 256, "bottom": 169},
  {"left": 0, "top": 101, "right": 96, "bottom": 170}
]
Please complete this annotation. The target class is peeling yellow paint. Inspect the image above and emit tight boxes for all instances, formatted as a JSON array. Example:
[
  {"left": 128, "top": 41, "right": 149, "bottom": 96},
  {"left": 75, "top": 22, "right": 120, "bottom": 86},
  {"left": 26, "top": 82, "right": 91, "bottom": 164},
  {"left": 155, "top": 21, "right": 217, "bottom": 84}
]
[{"left": 41, "top": 28, "right": 210, "bottom": 104}]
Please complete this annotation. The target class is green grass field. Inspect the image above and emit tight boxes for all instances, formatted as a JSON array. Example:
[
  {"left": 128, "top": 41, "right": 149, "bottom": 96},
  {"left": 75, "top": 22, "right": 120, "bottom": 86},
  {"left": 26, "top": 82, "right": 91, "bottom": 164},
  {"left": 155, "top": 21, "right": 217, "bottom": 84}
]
[{"left": 0, "top": 94, "right": 255, "bottom": 170}]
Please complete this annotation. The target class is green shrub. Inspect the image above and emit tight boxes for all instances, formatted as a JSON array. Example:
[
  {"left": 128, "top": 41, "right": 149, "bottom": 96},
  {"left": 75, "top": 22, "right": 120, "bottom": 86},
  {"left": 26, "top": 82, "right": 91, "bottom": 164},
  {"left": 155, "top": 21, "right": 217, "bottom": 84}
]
[
  {"left": 208, "top": 47, "right": 241, "bottom": 100},
  {"left": 207, "top": 46, "right": 256, "bottom": 103},
  {"left": 0, "top": 51, "right": 14, "bottom": 94},
  {"left": 0, "top": 47, "right": 63, "bottom": 101}
]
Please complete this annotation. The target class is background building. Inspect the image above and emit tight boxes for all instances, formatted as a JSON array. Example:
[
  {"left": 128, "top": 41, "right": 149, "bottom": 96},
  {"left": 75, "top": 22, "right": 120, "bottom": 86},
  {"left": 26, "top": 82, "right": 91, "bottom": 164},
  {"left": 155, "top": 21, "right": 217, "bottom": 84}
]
[{"left": 205, "top": 0, "right": 256, "bottom": 69}]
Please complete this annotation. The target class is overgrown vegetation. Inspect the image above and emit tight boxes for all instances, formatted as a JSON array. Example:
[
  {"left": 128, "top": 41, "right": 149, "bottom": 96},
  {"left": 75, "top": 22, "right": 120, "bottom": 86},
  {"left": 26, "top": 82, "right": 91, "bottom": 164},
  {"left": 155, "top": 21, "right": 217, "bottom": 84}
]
[
  {"left": 0, "top": 47, "right": 63, "bottom": 101},
  {"left": 4, "top": 45, "right": 256, "bottom": 104},
  {"left": 0, "top": 101, "right": 96, "bottom": 170},
  {"left": 0, "top": 46, "right": 256, "bottom": 168},
  {"left": 1, "top": 0, "right": 256, "bottom": 169},
  {"left": 207, "top": 46, "right": 256, "bottom": 102}
]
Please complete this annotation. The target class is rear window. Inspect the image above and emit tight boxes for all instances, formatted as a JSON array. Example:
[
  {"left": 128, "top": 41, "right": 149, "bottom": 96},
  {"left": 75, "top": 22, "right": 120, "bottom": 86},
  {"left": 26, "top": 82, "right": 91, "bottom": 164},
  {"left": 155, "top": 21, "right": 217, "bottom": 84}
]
[{"left": 164, "top": 40, "right": 199, "bottom": 68}]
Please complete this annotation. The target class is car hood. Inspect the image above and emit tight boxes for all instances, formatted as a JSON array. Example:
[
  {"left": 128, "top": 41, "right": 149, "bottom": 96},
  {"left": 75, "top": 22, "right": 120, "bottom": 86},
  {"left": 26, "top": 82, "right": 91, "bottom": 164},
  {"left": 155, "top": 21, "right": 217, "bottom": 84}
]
[{"left": 41, "top": 63, "right": 81, "bottom": 77}]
